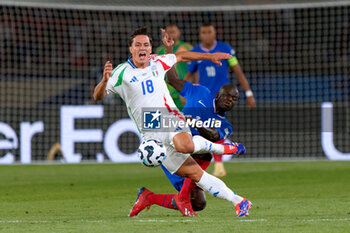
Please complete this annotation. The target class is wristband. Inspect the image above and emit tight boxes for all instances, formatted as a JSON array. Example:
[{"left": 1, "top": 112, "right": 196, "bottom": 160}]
[{"left": 245, "top": 90, "right": 253, "bottom": 97}]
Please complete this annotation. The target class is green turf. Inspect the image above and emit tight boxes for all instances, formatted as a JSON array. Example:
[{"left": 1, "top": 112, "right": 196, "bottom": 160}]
[{"left": 0, "top": 161, "right": 350, "bottom": 233}]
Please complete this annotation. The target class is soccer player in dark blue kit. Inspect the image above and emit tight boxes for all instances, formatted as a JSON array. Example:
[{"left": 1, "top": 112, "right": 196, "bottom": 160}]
[
  {"left": 129, "top": 29, "right": 250, "bottom": 218},
  {"left": 186, "top": 23, "right": 256, "bottom": 177}
]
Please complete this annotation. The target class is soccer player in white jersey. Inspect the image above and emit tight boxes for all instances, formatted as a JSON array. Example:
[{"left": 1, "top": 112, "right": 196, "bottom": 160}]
[{"left": 93, "top": 27, "right": 252, "bottom": 217}]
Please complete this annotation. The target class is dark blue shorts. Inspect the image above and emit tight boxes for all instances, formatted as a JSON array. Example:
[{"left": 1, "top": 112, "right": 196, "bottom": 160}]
[{"left": 160, "top": 164, "right": 185, "bottom": 192}]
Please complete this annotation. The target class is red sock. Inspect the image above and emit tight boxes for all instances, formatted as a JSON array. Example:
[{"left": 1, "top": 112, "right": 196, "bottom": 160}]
[
  {"left": 194, "top": 158, "right": 211, "bottom": 171},
  {"left": 178, "top": 177, "right": 196, "bottom": 200},
  {"left": 213, "top": 139, "right": 225, "bottom": 162},
  {"left": 213, "top": 153, "right": 223, "bottom": 162},
  {"left": 148, "top": 194, "right": 177, "bottom": 209}
]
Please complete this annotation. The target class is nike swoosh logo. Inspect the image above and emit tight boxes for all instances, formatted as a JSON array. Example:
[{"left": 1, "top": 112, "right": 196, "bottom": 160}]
[{"left": 198, "top": 100, "right": 206, "bottom": 107}]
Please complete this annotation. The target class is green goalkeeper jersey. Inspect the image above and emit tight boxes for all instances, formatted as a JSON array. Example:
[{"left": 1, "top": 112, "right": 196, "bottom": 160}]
[{"left": 156, "top": 41, "right": 192, "bottom": 110}]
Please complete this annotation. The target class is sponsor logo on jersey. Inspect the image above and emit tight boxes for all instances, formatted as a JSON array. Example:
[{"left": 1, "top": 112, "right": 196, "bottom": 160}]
[
  {"left": 175, "top": 126, "right": 183, "bottom": 132},
  {"left": 130, "top": 76, "right": 139, "bottom": 83},
  {"left": 198, "top": 100, "right": 207, "bottom": 107}
]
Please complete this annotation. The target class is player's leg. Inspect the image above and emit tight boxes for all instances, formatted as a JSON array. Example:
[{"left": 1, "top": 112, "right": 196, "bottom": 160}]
[
  {"left": 129, "top": 186, "right": 205, "bottom": 217},
  {"left": 129, "top": 174, "right": 199, "bottom": 217},
  {"left": 129, "top": 187, "right": 178, "bottom": 217},
  {"left": 173, "top": 132, "right": 227, "bottom": 177},
  {"left": 133, "top": 131, "right": 249, "bottom": 217},
  {"left": 130, "top": 152, "right": 250, "bottom": 217},
  {"left": 150, "top": 154, "right": 211, "bottom": 213},
  {"left": 178, "top": 153, "right": 211, "bottom": 209},
  {"left": 213, "top": 153, "right": 226, "bottom": 177},
  {"left": 172, "top": 132, "right": 194, "bottom": 153},
  {"left": 129, "top": 163, "right": 187, "bottom": 217},
  {"left": 170, "top": 155, "right": 200, "bottom": 216},
  {"left": 192, "top": 153, "right": 212, "bottom": 171},
  {"left": 157, "top": 153, "right": 211, "bottom": 215},
  {"left": 213, "top": 139, "right": 230, "bottom": 177},
  {"left": 175, "top": 156, "right": 252, "bottom": 217},
  {"left": 129, "top": 167, "right": 201, "bottom": 217},
  {"left": 189, "top": 153, "right": 211, "bottom": 211},
  {"left": 167, "top": 153, "right": 212, "bottom": 214},
  {"left": 173, "top": 132, "right": 241, "bottom": 155}
]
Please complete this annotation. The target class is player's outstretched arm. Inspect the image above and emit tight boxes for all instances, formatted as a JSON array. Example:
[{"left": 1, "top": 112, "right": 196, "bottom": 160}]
[
  {"left": 166, "top": 67, "right": 186, "bottom": 93},
  {"left": 196, "top": 126, "right": 220, "bottom": 142},
  {"left": 176, "top": 52, "right": 231, "bottom": 66},
  {"left": 160, "top": 28, "right": 186, "bottom": 93},
  {"left": 93, "top": 61, "right": 112, "bottom": 101},
  {"left": 161, "top": 28, "right": 174, "bottom": 53}
]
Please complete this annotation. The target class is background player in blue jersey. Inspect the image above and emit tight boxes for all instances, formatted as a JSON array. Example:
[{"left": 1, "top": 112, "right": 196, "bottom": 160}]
[
  {"left": 185, "top": 23, "right": 256, "bottom": 177},
  {"left": 185, "top": 23, "right": 255, "bottom": 108},
  {"left": 129, "top": 34, "right": 247, "bottom": 216}
]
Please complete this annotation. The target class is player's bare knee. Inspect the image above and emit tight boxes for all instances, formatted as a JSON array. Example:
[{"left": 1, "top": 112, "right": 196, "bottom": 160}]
[
  {"left": 173, "top": 133, "right": 194, "bottom": 154},
  {"left": 176, "top": 157, "right": 203, "bottom": 182},
  {"left": 179, "top": 143, "right": 194, "bottom": 154},
  {"left": 188, "top": 172, "right": 202, "bottom": 183}
]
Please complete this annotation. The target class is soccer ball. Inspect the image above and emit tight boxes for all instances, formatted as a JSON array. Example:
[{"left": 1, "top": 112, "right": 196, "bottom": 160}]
[{"left": 137, "top": 139, "right": 166, "bottom": 167}]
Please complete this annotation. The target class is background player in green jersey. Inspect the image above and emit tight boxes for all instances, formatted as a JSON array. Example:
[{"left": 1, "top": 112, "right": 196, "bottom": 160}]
[{"left": 156, "top": 24, "right": 192, "bottom": 110}]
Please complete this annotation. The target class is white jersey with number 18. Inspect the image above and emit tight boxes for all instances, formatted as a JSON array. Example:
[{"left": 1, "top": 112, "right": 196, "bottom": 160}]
[{"left": 106, "top": 54, "right": 179, "bottom": 133}]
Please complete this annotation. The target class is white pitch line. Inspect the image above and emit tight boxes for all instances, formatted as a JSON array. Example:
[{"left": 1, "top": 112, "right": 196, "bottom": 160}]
[
  {"left": 237, "top": 219, "right": 267, "bottom": 222},
  {"left": 0, "top": 220, "right": 105, "bottom": 224},
  {"left": 0, "top": 220, "right": 49, "bottom": 223},
  {"left": 0, "top": 220, "right": 22, "bottom": 223},
  {"left": 2, "top": 218, "right": 350, "bottom": 224},
  {"left": 135, "top": 219, "right": 196, "bottom": 223},
  {"left": 300, "top": 218, "right": 350, "bottom": 222}
]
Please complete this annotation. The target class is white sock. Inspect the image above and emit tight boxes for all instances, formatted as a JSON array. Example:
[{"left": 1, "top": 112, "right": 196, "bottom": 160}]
[
  {"left": 192, "top": 135, "right": 225, "bottom": 154},
  {"left": 196, "top": 171, "right": 243, "bottom": 205}
]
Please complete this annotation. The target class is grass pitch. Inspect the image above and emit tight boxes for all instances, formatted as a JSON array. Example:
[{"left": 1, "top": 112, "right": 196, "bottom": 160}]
[{"left": 0, "top": 161, "right": 349, "bottom": 233}]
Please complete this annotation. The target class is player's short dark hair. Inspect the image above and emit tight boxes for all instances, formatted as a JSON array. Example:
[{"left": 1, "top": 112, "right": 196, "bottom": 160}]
[
  {"left": 219, "top": 84, "right": 238, "bottom": 93},
  {"left": 166, "top": 23, "right": 179, "bottom": 28},
  {"left": 201, "top": 22, "right": 215, "bottom": 28},
  {"left": 128, "top": 26, "right": 153, "bottom": 47}
]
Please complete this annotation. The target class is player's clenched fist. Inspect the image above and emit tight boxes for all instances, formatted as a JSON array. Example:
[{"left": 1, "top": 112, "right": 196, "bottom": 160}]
[
  {"left": 103, "top": 61, "right": 113, "bottom": 81},
  {"left": 209, "top": 52, "right": 232, "bottom": 66},
  {"left": 161, "top": 28, "right": 174, "bottom": 48}
]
